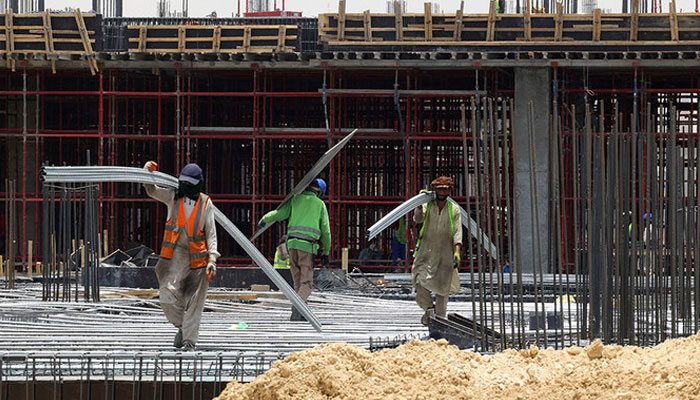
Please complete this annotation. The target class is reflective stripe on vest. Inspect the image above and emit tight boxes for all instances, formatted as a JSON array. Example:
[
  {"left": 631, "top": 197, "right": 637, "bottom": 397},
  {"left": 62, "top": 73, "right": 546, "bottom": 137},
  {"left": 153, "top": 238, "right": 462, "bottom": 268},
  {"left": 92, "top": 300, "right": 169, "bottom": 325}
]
[
  {"left": 273, "top": 251, "right": 290, "bottom": 269},
  {"left": 415, "top": 201, "right": 454, "bottom": 251},
  {"left": 288, "top": 226, "right": 321, "bottom": 239},
  {"left": 160, "top": 193, "right": 209, "bottom": 269}
]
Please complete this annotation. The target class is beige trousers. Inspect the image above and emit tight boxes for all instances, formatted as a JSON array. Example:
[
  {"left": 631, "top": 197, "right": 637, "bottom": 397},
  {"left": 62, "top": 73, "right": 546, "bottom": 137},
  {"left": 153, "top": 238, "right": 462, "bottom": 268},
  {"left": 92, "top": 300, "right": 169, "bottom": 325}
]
[
  {"left": 415, "top": 283, "right": 448, "bottom": 317},
  {"left": 288, "top": 248, "right": 314, "bottom": 301},
  {"left": 155, "top": 233, "right": 209, "bottom": 345}
]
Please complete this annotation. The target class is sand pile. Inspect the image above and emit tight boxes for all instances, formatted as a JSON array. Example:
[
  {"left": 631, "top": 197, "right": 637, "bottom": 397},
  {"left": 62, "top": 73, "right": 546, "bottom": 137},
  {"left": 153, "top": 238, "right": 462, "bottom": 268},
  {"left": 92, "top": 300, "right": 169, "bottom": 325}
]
[{"left": 215, "top": 332, "right": 700, "bottom": 400}]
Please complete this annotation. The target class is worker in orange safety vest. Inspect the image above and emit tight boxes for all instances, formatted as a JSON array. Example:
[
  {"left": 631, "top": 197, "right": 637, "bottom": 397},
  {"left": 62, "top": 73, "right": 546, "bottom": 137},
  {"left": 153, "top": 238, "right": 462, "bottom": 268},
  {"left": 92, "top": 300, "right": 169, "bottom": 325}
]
[{"left": 143, "top": 161, "right": 220, "bottom": 351}]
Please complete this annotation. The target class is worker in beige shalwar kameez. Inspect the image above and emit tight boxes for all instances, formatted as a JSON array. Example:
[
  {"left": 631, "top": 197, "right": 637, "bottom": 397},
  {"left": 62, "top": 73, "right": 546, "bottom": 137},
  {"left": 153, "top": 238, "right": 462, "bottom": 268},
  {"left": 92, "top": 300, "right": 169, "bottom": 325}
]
[
  {"left": 412, "top": 176, "right": 462, "bottom": 326},
  {"left": 143, "top": 161, "right": 220, "bottom": 351}
]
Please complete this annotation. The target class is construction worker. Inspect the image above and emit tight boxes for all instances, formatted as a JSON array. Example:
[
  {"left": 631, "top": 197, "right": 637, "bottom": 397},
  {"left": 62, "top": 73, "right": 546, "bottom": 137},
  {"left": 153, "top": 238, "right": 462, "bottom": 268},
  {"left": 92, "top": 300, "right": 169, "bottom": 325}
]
[
  {"left": 142, "top": 161, "right": 219, "bottom": 350},
  {"left": 412, "top": 176, "right": 462, "bottom": 326},
  {"left": 259, "top": 178, "right": 331, "bottom": 321},
  {"left": 273, "top": 235, "right": 291, "bottom": 269}
]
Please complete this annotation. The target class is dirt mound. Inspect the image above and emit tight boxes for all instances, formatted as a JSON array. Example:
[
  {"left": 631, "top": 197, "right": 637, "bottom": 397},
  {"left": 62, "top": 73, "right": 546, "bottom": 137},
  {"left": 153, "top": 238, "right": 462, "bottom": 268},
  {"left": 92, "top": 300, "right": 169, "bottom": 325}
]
[{"left": 215, "top": 332, "right": 700, "bottom": 400}]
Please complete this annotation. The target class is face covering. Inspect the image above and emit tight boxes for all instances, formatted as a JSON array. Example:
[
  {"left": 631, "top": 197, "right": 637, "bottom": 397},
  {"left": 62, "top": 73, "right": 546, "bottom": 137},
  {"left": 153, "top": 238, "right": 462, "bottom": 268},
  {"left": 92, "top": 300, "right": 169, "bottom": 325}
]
[
  {"left": 436, "top": 193, "right": 448, "bottom": 201},
  {"left": 176, "top": 181, "right": 203, "bottom": 200}
]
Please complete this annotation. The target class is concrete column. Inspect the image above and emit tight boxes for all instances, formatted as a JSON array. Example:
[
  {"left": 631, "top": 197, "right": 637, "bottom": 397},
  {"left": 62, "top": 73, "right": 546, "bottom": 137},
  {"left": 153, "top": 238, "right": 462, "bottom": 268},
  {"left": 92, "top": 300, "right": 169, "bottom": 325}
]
[{"left": 513, "top": 67, "right": 551, "bottom": 274}]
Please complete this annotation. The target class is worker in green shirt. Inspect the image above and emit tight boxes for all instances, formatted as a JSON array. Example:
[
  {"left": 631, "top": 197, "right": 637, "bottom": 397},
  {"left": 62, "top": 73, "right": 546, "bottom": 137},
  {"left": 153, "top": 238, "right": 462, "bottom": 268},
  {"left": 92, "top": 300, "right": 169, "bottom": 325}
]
[{"left": 259, "top": 178, "right": 331, "bottom": 321}]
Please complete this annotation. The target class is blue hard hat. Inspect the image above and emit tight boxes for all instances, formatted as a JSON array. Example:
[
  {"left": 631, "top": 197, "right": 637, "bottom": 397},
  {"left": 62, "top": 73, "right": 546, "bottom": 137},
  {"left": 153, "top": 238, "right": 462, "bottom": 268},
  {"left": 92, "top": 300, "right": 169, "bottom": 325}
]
[
  {"left": 643, "top": 213, "right": 652, "bottom": 220},
  {"left": 311, "top": 178, "right": 326, "bottom": 198},
  {"left": 179, "top": 163, "right": 202, "bottom": 185}
]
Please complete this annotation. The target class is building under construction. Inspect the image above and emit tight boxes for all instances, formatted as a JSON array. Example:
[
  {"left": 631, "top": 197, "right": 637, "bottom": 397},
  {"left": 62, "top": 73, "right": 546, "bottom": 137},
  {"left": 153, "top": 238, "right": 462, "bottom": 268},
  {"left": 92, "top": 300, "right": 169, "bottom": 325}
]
[{"left": 3, "top": 0, "right": 700, "bottom": 397}]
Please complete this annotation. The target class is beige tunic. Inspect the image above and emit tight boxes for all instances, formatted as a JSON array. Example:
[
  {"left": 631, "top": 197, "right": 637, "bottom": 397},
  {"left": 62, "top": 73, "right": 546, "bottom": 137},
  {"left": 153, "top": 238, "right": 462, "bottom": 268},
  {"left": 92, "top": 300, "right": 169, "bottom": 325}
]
[
  {"left": 144, "top": 183, "right": 220, "bottom": 344},
  {"left": 412, "top": 200, "right": 463, "bottom": 296}
]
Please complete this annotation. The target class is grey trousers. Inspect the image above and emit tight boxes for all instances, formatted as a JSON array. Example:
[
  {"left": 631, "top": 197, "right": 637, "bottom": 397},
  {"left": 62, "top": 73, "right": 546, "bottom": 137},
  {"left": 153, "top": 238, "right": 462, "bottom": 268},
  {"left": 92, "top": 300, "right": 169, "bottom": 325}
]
[
  {"left": 415, "top": 284, "right": 448, "bottom": 317},
  {"left": 288, "top": 248, "right": 314, "bottom": 301}
]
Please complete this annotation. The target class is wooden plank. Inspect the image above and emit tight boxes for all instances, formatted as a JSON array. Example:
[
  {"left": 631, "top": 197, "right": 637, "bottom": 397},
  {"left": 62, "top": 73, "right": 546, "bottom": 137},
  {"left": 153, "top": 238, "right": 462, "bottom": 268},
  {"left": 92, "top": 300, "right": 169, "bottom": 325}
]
[
  {"left": 670, "top": 0, "right": 678, "bottom": 41},
  {"left": 363, "top": 10, "right": 372, "bottom": 42},
  {"left": 486, "top": 0, "right": 498, "bottom": 42},
  {"left": 5, "top": 9, "right": 15, "bottom": 71},
  {"left": 276, "top": 25, "right": 286, "bottom": 51},
  {"left": 395, "top": 1, "right": 403, "bottom": 41},
  {"left": 524, "top": 0, "right": 531, "bottom": 41},
  {"left": 73, "top": 9, "right": 97, "bottom": 74},
  {"left": 243, "top": 26, "right": 251, "bottom": 51},
  {"left": 42, "top": 10, "right": 56, "bottom": 74},
  {"left": 453, "top": 0, "right": 464, "bottom": 40},
  {"left": 631, "top": 0, "right": 639, "bottom": 41},
  {"left": 29, "top": 29, "right": 95, "bottom": 34},
  {"left": 137, "top": 26, "right": 146, "bottom": 51},
  {"left": 50, "top": 38, "right": 94, "bottom": 43},
  {"left": 424, "top": 2, "right": 433, "bottom": 41},
  {"left": 555, "top": 2, "right": 564, "bottom": 41},
  {"left": 338, "top": 0, "right": 346, "bottom": 41},
  {"left": 212, "top": 25, "right": 221, "bottom": 51},
  {"left": 593, "top": 8, "right": 601, "bottom": 41},
  {"left": 41, "top": 10, "right": 55, "bottom": 73},
  {"left": 177, "top": 26, "right": 185, "bottom": 51},
  {"left": 27, "top": 240, "right": 32, "bottom": 277}
]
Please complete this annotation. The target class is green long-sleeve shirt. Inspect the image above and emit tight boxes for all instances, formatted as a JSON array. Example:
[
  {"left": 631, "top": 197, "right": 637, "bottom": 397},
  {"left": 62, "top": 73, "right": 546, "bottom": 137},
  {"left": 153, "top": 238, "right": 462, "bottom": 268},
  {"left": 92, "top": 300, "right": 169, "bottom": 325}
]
[{"left": 261, "top": 191, "right": 331, "bottom": 255}]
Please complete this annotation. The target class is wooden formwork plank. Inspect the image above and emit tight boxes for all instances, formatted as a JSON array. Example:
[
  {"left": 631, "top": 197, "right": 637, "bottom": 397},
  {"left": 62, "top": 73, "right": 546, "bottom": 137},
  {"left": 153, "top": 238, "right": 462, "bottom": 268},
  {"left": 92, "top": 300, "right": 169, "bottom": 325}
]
[
  {"left": 177, "top": 26, "right": 185, "bottom": 52},
  {"left": 276, "top": 25, "right": 286, "bottom": 51},
  {"left": 631, "top": 0, "right": 639, "bottom": 40},
  {"left": 555, "top": 2, "right": 564, "bottom": 41},
  {"left": 127, "top": 24, "right": 298, "bottom": 53},
  {"left": 424, "top": 2, "right": 432, "bottom": 41},
  {"left": 487, "top": 0, "right": 496, "bottom": 41},
  {"left": 593, "top": 8, "right": 601, "bottom": 41},
  {"left": 338, "top": 0, "right": 346, "bottom": 41},
  {"left": 669, "top": 0, "right": 678, "bottom": 41},
  {"left": 523, "top": 0, "right": 531, "bottom": 41},
  {"left": 394, "top": 1, "right": 403, "bottom": 41},
  {"left": 73, "top": 8, "right": 97, "bottom": 74},
  {"left": 28, "top": 29, "right": 95, "bottom": 35},
  {"left": 212, "top": 25, "right": 222, "bottom": 51},
  {"left": 453, "top": 0, "right": 464, "bottom": 40},
  {"left": 363, "top": 10, "right": 372, "bottom": 42},
  {"left": 42, "top": 10, "right": 56, "bottom": 73},
  {"left": 137, "top": 26, "right": 146, "bottom": 51},
  {"left": 243, "top": 26, "right": 251, "bottom": 51},
  {"left": 5, "top": 9, "right": 15, "bottom": 71}
]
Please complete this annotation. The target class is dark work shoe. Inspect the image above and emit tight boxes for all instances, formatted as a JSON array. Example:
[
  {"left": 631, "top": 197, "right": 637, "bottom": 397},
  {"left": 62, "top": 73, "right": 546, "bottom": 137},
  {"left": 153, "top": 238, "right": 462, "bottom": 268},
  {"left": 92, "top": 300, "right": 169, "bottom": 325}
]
[
  {"left": 182, "top": 341, "right": 195, "bottom": 351},
  {"left": 421, "top": 308, "right": 435, "bottom": 326},
  {"left": 173, "top": 328, "right": 183, "bottom": 349},
  {"left": 290, "top": 307, "right": 308, "bottom": 322}
]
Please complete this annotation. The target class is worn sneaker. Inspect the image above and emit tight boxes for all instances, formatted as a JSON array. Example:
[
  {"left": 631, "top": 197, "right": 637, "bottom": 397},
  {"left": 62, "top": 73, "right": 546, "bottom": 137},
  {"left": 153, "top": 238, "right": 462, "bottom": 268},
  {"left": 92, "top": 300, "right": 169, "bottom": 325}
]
[
  {"left": 173, "top": 328, "right": 183, "bottom": 349},
  {"left": 182, "top": 341, "right": 195, "bottom": 351}
]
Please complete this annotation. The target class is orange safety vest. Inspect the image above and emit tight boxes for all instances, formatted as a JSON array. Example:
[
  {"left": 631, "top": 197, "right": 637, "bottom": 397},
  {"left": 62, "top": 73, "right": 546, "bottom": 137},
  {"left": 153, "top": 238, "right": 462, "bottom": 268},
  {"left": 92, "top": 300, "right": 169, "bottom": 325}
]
[{"left": 160, "top": 193, "right": 209, "bottom": 269}]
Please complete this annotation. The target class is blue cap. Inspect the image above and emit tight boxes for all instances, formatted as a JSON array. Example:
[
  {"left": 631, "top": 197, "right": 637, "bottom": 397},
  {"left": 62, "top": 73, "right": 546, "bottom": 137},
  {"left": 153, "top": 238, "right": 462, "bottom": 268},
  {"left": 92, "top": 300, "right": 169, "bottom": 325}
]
[{"left": 179, "top": 163, "right": 202, "bottom": 185}]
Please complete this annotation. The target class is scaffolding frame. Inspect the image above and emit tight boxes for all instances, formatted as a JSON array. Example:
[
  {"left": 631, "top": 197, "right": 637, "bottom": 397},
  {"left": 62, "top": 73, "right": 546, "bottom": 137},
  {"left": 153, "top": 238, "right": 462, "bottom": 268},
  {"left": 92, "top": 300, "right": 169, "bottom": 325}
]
[{"left": 0, "top": 66, "right": 513, "bottom": 273}]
